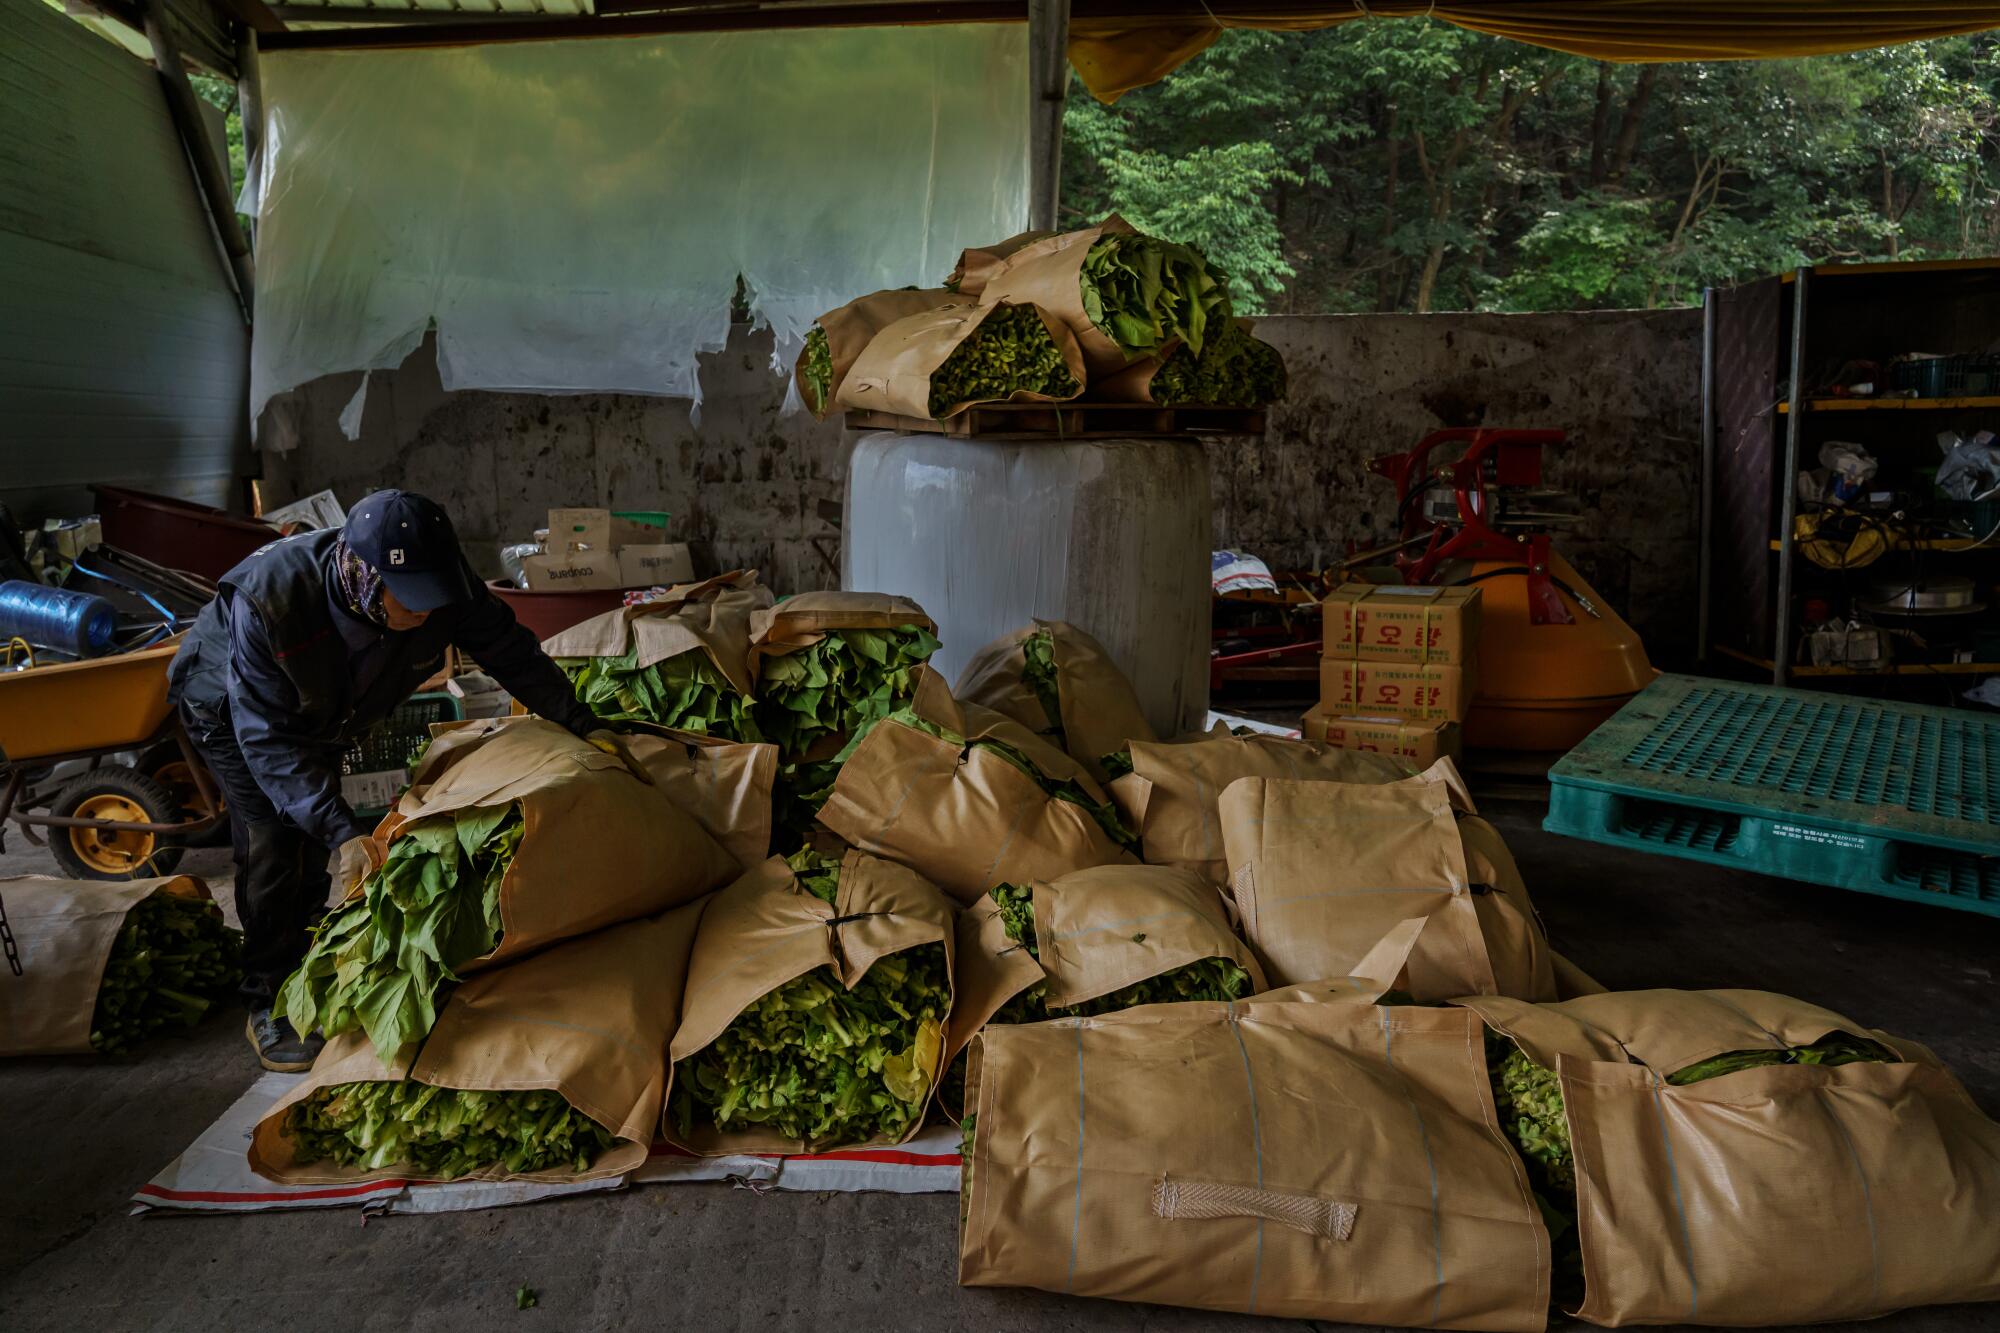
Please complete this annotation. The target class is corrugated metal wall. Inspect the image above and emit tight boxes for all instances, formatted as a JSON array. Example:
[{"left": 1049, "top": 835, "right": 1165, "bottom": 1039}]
[{"left": 0, "top": 0, "right": 251, "bottom": 525}]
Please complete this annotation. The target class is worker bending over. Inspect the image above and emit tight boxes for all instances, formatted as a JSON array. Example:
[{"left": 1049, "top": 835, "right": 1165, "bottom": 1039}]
[{"left": 169, "top": 490, "right": 603, "bottom": 1072}]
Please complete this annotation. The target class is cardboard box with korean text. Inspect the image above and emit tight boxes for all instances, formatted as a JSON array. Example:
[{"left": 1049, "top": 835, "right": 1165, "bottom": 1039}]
[
  {"left": 1322, "top": 583, "right": 1482, "bottom": 666},
  {"left": 1301, "top": 705, "right": 1461, "bottom": 766}
]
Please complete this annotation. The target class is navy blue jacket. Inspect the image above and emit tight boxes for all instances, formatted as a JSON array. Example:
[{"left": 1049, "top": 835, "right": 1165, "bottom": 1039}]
[{"left": 169, "top": 529, "right": 595, "bottom": 847}]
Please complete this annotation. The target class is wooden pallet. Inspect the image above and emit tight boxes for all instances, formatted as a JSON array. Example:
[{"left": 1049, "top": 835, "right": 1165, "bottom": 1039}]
[{"left": 843, "top": 402, "right": 1267, "bottom": 440}]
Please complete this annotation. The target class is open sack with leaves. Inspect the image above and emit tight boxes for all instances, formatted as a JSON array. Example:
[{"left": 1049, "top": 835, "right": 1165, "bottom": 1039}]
[
  {"left": 665, "top": 849, "right": 955, "bottom": 1154},
  {"left": 748, "top": 591, "right": 938, "bottom": 848},
  {"left": 817, "top": 669, "right": 1137, "bottom": 906},
  {"left": 796, "top": 288, "right": 953, "bottom": 419},
  {"left": 941, "top": 863, "right": 1263, "bottom": 1114},
  {"left": 834, "top": 300, "right": 1085, "bottom": 421},
  {"left": 1094, "top": 318, "right": 1287, "bottom": 408},
  {"left": 276, "top": 718, "right": 738, "bottom": 1057},
  {"left": 976, "top": 215, "right": 1233, "bottom": 377},
  {"left": 250, "top": 899, "right": 706, "bottom": 1186},
  {"left": 1464, "top": 988, "right": 2000, "bottom": 1325},
  {"left": 953, "top": 619, "right": 1155, "bottom": 785},
  {"left": 545, "top": 570, "right": 771, "bottom": 740},
  {"left": 1107, "top": 726, "right": 1436, "bottom": 882},
  {"left": 959, "top": 923, "right": 1551, "bottom": 1330},
  {"left": 0, "top": 874, "right": 240, "bottom": 1057},
  {"left": 1219, "top": 767, "right": 1562, "bottom": 1002}
]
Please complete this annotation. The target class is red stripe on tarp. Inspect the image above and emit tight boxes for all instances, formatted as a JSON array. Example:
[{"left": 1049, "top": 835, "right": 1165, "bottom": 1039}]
[{"left": 136, "top": 1180, "right": 406, "bottom": 1204}]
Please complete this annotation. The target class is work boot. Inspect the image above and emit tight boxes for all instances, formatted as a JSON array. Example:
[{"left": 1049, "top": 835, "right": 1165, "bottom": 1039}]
[{"left": 246, "top": 1009, "right": 324, "bottom": 1073}]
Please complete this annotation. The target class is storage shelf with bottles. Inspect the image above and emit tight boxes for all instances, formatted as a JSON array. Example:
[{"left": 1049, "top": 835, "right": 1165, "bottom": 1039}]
[{"left": 1700, "top": 259, "right": 2000, "bottom": 691}]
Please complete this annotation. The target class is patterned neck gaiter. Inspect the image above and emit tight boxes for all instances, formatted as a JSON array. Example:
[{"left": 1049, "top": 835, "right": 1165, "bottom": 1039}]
[{"left": 332, "top": 536, "right": 389, "bottom": 626}]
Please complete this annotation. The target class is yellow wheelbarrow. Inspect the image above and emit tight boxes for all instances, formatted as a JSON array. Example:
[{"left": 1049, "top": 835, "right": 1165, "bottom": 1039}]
[{"left": 0, "top": 640, "right": 225, "bottom": 880}]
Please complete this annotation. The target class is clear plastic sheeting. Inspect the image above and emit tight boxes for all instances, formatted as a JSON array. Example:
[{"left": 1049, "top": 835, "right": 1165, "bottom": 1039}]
[{"left": 250, "top": 26, "right": 1028, "bottom": 439}]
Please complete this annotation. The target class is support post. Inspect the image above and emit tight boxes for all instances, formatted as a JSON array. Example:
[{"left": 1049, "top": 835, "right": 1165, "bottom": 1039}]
[
  {"left": 142, "top": 0, "right": 255, "bottom": 322},
  {"left": 1772, "top": 267, "right": 1810, "bottom": 686},
  {"left": 1026, "top": 0, "right": 1069, "bottom": 231},
  {"left": 236, "top": 26, "right": 263, "bottom": 245},
  {"left": 1696, "top": 287, "right": 1715, "bottom": 664}
]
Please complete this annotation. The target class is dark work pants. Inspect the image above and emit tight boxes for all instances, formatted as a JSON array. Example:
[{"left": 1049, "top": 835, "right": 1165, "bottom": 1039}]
[{"left": 178, "top": 701, "right": 333, "bottom": 1010}]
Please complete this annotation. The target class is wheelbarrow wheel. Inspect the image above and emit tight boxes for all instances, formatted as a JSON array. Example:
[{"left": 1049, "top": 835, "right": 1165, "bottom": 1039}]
[
  {"left": 137, "top": 741, "right": 230, "bottom": 848},
  {"left": 46, "top": 768, "right": 186, "bottom": 881}
]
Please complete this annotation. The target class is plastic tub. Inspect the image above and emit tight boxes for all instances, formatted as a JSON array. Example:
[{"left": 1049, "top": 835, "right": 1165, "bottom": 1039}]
[{"left": 488, "top": 579, "right": 629, "bottom": 644}]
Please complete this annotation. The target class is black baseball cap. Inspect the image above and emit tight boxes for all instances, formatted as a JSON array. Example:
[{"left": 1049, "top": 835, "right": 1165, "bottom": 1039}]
[{"left": 343, "top": 490, "right": 473, "bottom": 612}]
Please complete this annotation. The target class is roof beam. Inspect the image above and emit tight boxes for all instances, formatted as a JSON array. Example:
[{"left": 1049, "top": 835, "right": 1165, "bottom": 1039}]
[{"left": 260, "top": 0, "right": 1023, "bottom": 48}]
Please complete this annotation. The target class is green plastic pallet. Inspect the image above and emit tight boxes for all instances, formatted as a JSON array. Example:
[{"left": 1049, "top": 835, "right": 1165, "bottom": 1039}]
[{"left": 1545, "top": 674, "right": 2000, "bottom": 917}]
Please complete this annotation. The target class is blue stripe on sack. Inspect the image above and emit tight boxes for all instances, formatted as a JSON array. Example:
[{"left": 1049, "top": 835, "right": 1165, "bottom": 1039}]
[
  {"left": 1382, "top": 1010, "right": 1444, "bottom": 1327},
  {"left": 1227, "top": 1004, "right": 1266, "bottom": 1315},
  {"left": 1648, "top": 1073, "right": 1700, "bottom": 1319}
]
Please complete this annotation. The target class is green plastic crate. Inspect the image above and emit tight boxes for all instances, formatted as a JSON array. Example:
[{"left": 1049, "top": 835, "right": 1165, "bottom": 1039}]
[
  {"left": 339, "top": 691, "right": 463, "bottom": 816},
  {"left": 1546, "top": 675, "right": 2000, "bottom": 917}
]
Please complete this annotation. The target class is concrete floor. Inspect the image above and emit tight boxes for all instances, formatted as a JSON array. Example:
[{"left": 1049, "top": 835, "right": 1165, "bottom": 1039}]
[{"left": 3, "top": 802, "right": 1997, "bottom": 1333}]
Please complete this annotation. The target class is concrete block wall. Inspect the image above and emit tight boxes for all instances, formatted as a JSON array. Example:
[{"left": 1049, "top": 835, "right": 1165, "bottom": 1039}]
[{"left": 259, "top": 306, "right": 1700, "bottom": 657}]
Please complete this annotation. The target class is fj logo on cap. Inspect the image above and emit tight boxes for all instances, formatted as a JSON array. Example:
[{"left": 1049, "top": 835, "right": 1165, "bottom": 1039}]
[{"left": 389, "top": 549, "right": 406, "bottom": 565}]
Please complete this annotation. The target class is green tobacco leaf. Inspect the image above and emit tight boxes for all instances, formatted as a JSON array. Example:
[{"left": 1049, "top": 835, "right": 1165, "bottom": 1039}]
[
  {"left": 1079, "top": 233, "right": 1232, "bottom": 361},
  {"left": 275, "top": 806, "right": 522, "bottom": 1055},
  {"left": 785, "top": 846, "right": 844, "bottom": 905},
  {"left": 771, "top": 759, "right": 843, "bottom": 854},
  {"left": 1667, "top": 1032, "right": 1896, "bottom": 1085},
  {"left": 1148, "top": 320, "right": 1287, "bottom": 407},
  {"left": 669, "top": 857, "right": 951, "bottom": 1149},
  {"left": 286, "top": 1080, "right": 616, "bottom": 1180},
  {"left": 1021, "top": 628, "right": 1064, "bottom": 740},
  {"left": 926, "top": 306, "right": 1079, "bottom": 418},
  {"left": 752, "top": 625, "right": 938, "bottom": 761},
  {"left": 88, "top": 893, "right": 243, "bottom": 1054},
  {"left": 800, "top": 325, "right": 834, "bottom": 414},
  {"left": 561, "top": 647, "right": 761, "bottom": 742}
]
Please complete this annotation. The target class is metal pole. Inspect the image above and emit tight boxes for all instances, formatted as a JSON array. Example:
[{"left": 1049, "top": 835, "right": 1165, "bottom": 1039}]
[
  {"left": 1772, "top": 268, "right": 1810, "bottom": 687},
  {"left": 236, "top": 27, "right": 263, "bottom": 247},
  {"left": 1026, "top": 0, "right": 1070, "bottom": 231},
  {"left": 143, "top": 0, "right": 255, "bottom": 322},
  {"left": 1696, "top": 287, "right": 1716, "bottom": 664}
]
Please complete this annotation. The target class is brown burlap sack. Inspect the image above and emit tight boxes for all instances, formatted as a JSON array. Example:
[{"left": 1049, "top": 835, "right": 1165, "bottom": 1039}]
[
  {"left": 817, "top": 670, "right": 1137, "bottom": 905},
  {"left": 974, "top": 215, "right": 1140, "bottom": 376},
  {"left": 1462, "top": 989, "right": 2000, "bottom": 1326},
  {"left": 0, "top": 874, "right": 213, "bottom": 1056},
  {"left": 796, "top": 288, "right": 954, "bottom": 419},
  {"left": 665, "top": 851, "right": 956, "bottom": 1154},
  {"left": 379, "top": 717, "right": 738, "bottom": 972},
  {"left": 249, "top": 900, "right": 707, "bottom": 1185},
  {"left": 833, "top": 300, "right": 1087, "bottom": 420},
  {"left": 961, "top": 986, "right": 1551, "bottom": 1329},
  {"left": 946, "top": 229, "right": 1054, "bottom": 298},
  {"left": 746, "top": 590, "right": 935, "bottom": 672},
  {"left": 619, "top": 728, "right": 777, "bottom": 873},
  {"left": 541, "top": 569, "right": 770, "bottom": 700},
  {"left": 943, "top": 863, "right": 1264, "bottom": 1073},
  {"left": 953, "top": 619, "right": 1156, "bottom": 784},
  {"left": 1111, "top": 730, "right": 1428, "bottom": 882},
  {"left": 1219, "top": 770, "right": 1556, "bottom": 1002}
]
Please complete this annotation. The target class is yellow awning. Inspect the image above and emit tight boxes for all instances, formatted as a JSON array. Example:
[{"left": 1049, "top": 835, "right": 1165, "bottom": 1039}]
[{"left": 1072, "top": 2, "right": 2000, "bottom": 102}]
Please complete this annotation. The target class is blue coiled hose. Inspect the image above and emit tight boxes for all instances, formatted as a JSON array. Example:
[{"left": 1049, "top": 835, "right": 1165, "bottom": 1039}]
[{"left": 0, "top": 579, "right": 117, "bottom": 657}]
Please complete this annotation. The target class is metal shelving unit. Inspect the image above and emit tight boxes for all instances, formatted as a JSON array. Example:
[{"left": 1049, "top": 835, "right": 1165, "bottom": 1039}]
[{"left": 1700, "top": 259, "right": 2000, "bottom": 689}]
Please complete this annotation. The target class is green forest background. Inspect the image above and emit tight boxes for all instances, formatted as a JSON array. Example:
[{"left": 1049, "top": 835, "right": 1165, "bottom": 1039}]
[{"left": 1062, "top": 27, "right": 2000, "bottom": 315}]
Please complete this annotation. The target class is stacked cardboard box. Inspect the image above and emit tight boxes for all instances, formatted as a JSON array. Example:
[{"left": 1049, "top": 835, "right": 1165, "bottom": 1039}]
[
  {"left": 1305, "top": 583, "right": 1481, "bottom": 766},
  {"left": 520, "top": 507, "right": 694, "bottom": 591}
]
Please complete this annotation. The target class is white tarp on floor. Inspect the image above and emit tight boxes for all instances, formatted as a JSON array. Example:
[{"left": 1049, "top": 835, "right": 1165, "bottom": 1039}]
[{"left": 134, "top": 1072, "right": 961, "bottom": 1215}]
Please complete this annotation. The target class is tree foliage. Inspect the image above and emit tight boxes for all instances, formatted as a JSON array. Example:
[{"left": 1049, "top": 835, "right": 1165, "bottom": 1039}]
[{"left": 1063, "top": 26, "right": 2000, "bottom": 312}]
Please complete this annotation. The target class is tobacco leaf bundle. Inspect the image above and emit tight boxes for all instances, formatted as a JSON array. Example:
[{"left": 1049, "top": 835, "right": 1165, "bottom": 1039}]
[
  {"left": 927, "top": 305, "right": 1079, "bottom": 419},
  {"left": 799, "top": 326, "right": 835, "bottom": 415},
  {"left": 90, "top": 893, "right": 242, "bottom": 1054},
  {"left": 561, "top": 646, "right": 760, "bottom": 742},
  {"left": 1148, "top": 321, "right": 1287, "bottom": 407},
  {"left": 896, "top": 712, "right": 1136, "bottom": 852},
  {"left": 285, "top": 1082, "right": 616, "bottom": 1180},
  {"left": 752, "top": 625, "right": 939, "bottom": 759},
  {"left": 771, "top": 760, "right": 842, "bottom": 853},
  {"left": 276, "top": 806, "right": 523, "bottom": 1056},
  {"left": 1080, "top": 234, "right": 1231, "bottom": 363},
  {"left": 1021, "top": 628, "right": 1063, "bottom": 739},
  {"left": 989, "top": 882, "right": 1249, "bottom": 1019}
]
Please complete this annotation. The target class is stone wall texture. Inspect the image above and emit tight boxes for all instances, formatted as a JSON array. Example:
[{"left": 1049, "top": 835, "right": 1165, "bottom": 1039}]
[{"left": 261, "top": 306, "right": 1700, "bottom": 658}]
